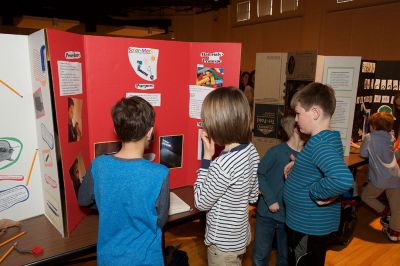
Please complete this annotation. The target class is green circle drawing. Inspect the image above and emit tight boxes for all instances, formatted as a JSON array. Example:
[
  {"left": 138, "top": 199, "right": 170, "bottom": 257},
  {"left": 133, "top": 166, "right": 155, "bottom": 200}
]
[
  {"left": 0, "top": 137, "right": 24, "bottom": 170},
  {"left": 377, "top": 105, "right": 392, "bottom": 114}
]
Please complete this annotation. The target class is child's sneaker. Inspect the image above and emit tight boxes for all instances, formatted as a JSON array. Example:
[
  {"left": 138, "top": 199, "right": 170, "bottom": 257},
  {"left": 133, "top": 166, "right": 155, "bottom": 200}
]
[
  {"left": 382, "top": 227, "right": 400, "bottom": 242},
  {"left": 380, "top": 215, "right": 391, "bottom": 229}
]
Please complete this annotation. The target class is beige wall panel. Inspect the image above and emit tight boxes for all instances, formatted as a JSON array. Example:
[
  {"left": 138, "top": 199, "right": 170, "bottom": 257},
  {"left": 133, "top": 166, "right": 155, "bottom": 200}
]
[
  {"left": 322, "top": 2, "right": 400, "bottom": 59},
  {"left": 232, "top": 18, "right": 303, "bottom": 70}
]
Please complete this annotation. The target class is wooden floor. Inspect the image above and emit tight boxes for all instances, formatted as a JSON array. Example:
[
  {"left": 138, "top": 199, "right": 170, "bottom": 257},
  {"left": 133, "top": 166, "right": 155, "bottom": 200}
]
[
  {"left": 163, "top": 204, "right": 400, "bottom": 266},
  {"left": 78, "top": 165, "right": 400, "bottom": 265}
]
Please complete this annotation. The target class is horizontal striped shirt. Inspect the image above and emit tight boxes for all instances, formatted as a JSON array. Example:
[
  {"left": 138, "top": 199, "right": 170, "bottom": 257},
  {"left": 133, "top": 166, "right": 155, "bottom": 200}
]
[
  {"left": 194, "top": 143, "right": 259, "bottom": 252},
  {"left": 283, "top": 130, "right": 354, "bottom": 235}
]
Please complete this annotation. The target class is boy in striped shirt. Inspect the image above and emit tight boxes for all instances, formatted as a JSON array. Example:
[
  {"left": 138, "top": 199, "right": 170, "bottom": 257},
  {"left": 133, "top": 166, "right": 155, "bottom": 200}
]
[
  {"left": 194, "top": 87, "right": 259, "bottom": 266},
  {"left": 283, "top": 82, "right": 354, "bottom": 266}
]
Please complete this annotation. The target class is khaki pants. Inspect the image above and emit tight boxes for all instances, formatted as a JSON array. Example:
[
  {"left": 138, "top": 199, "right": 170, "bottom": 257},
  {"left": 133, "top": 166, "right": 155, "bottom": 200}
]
[
  {"left": 207, "top": 245, "right": 246, "bottom": 266},
  {"left": 361, "top": 182, "right": 400, "bottom": 231}
]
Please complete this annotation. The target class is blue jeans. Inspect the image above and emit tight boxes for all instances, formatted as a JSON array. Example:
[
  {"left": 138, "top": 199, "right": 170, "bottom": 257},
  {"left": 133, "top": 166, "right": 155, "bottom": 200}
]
[{"left": 253, "top": 215, "right": 288, "bottom": 266}]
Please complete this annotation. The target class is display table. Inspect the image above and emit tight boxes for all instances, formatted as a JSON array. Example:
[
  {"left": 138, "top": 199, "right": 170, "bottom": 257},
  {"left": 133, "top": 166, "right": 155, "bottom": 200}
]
[
  {"left": 0, "top": 186, "right": 200, "bottom": 265},
  {"left": 1, "top": 153, "right": 367, "bottom": 265}
]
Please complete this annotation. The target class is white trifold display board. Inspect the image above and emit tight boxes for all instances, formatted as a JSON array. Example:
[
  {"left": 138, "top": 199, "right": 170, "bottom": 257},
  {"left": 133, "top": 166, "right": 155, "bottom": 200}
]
[
  {"left": 0, "top": 31, "right": 64, "bottom": 236},
  {"left": 315, "top": 56, "right": 361, "bottom": 156}
]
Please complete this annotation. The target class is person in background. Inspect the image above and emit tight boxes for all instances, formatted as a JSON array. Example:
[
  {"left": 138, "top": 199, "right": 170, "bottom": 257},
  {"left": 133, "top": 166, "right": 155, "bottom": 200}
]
[
  {"left": 252, "top": 111, "right": 305, "bottom": 266},
  {"left": 392, "top": 93, "right": 400, "bottom": 138},
  {"left": 68, "top": 97, "right": 81, "bottom": 142},
  {"left": 392, "top": 93, "right": 400, "bottom": 159},
  {"left": 78, "top": 96, "right": 170, "bottom": 266},
  {"left": 244, "top": 70, "right": 255, "bottom": 110},
  {"left": 283, "top": 82, "right": 354, "bottom": 266},
  {"left": 240, "top": 71, "right": 250, "bottom": 91},
  {"left": 194, "top": 87, "right": 259, "bottom": 266},
  {"left": 360, "top": 112, "right": 400, "bottom": 242},
  {"left": 244, "top": 70, "right": 256, "bottom": 134}
]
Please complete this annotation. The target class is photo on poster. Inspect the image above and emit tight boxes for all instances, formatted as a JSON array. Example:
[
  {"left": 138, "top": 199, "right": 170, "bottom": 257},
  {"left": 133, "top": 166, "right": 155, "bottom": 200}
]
[
  {"left": 253, "top": 104, "right": 284, "bottom": 138},
  {"left": 196, "top": 65, "right": 224, "bottom": 88},
  {"left": 393, "top": 80, "right": 399, "bottom": 90},
  {"left": 160, "top": 135, "right": 183, "bottom": 168},
  {"left": 370, "top": 79, "right": 375, "bottom": 90},
  {"left": 94, "top": 141, "right": 121, "bottom": 158},
  {"left": 33, "top": 87, "right": 45, "bottom": 119},
  {"left": 387, "top": 80, "right": 393, "bottom": 90},
  {"left": 381, "top": 95, "right": 390, "bottom": 104},
  {"left": 364, "top": 79, "right": 370, "bottom": 90},
  {"left": 94, "top": 140, "right": 155, "bottom": 161},
  {"left": 374, "top": 79, "right": 380, "bottom": 90},
  {"left": 361, "top": 62, "right": 375, "bottom": 73},
  {"left": 68, "top": 97, "right": 82, "bottom": 142},
  {"left": 69, "top": 153, "right": 86, "bottom": 198},
  {"left": 380, "top": 79, "right": 387, "bottom": 90}
]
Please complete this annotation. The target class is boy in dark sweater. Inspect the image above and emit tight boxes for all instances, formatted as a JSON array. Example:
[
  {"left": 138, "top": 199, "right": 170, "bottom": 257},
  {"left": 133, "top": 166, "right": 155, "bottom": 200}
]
[
  {"left": 283, "top": 83, "right": 354, "bottom": 266},
  {"left": 252, "top": 112, "right": 305, "bottom": 266}
]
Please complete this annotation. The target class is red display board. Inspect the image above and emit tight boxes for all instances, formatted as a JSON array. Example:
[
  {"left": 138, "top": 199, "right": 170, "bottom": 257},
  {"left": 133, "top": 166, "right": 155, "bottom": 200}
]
[{"left": 46, "top": 29, "right": 241, "bottom": 234}]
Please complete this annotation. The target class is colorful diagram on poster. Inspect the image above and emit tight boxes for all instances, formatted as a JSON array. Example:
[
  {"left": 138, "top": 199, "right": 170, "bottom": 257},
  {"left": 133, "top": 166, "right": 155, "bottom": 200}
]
[
  {"left": 0, "top": 137, "right": 23, "bottom": 170},
  {"left": 0, "top": 185, "right": 29, "bottom": 212},
  {"left": 196, "top": 65, "right": 224, "bottom": 88},
  {"left": 160, "top": 135, "right": 183, "bottom": 168},
  {"left": 128, "top": 47, "right": 159, "bottom": 81}
]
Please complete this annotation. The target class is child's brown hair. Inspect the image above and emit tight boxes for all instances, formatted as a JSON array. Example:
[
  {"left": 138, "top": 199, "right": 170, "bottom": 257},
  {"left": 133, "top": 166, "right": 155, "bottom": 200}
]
[
  {"left": 369, "top": 112, "right": 394, "bottom": 132},
  {"left": 111, "top": 96, "right": 155, "bottom": 142},
  {"left": 280, "top": 110, "right": 296, "bottom": 141},
  {"left": 290, "top": 82, "right": 336, "bottom": 118},
  {"left": 201, "top": 87, "right": 250, "bottom": 145}
]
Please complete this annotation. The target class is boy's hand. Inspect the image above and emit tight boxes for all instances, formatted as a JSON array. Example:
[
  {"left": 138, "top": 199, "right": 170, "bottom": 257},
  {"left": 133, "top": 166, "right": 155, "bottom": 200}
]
[
  {"left": 269, "top": 202, "right": 279, "bottom": 213},
  {"left": 316, "top": 196, "right": 338, "bottom": 206},
  {"left": 201, "top": 131, "right": 215, "bottom": 160},
  {"left": 284, "top": 154, "right": 296, "bottom": 179}
]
